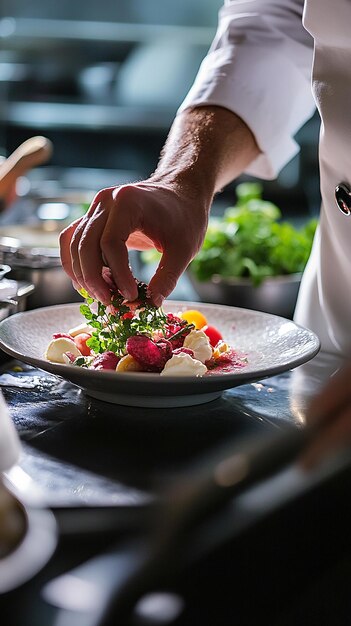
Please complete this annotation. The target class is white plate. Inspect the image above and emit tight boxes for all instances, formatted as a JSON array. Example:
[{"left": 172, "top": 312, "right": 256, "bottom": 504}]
[{"left": 0, "top": 301, "right": 320, "bottom": 408}]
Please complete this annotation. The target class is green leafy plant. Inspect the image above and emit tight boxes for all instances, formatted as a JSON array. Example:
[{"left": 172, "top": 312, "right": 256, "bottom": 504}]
[{"left": 189, "top": 183, "right": 318, "bottom": 286}]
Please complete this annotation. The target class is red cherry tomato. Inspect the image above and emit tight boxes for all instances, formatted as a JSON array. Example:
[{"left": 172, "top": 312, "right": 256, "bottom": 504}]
[
  {"left": 122, "top": 312, "right": 134, "bottom": 320},
  {"left": 74, "top": 333, "right": 92, "bottom": 356},
  {"left": 202, "top": 325, "right": 223, "bottom": 348}
]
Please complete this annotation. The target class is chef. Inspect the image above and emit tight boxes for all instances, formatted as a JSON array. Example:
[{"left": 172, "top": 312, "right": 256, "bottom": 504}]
[{"left": 60, "top": 0, "right": 351, "bottom": 465}]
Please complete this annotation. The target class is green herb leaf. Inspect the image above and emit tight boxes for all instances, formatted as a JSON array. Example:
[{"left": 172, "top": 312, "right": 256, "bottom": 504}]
[{"left": 79, "top": 281, "right": 170, "bottom": 356}]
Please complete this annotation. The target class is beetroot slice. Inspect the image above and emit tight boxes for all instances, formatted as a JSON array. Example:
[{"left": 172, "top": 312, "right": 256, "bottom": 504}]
[
  {"left": 126, "top": 335, "right": 172, "bottom": 372},
  {"left": 164, "top": 314, "right": 192, "bottom": 349},
  {"left": 91, "top": 351, "right": 120, "bottom": 370},
  {"left": 172, "top": 347, "right": 194, "bottom": 357}
]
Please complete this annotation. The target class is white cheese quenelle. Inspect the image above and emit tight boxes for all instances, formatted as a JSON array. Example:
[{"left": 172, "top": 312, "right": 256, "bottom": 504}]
[
  {"left": 45, "top": 338, "right": 82, "bottom": 364},
  {"left": 183, "top": 330, "right": 212, "bottom": 363},
  {"left": 160, "top": 353, "right": 207, "bottom": 377},
  {"left": 68, "top": 322, "right": 94, "bottom": 337}
]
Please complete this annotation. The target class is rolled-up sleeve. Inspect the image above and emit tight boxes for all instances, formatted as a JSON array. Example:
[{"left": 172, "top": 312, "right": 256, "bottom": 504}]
[{"left": 179, "top": 0, "right": 315, "bottom": 179}]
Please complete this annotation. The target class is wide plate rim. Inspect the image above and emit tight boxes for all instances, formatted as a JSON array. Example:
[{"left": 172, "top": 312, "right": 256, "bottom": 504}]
[{"left": 0, "top": 301, "right": 321, "bottom": 389}]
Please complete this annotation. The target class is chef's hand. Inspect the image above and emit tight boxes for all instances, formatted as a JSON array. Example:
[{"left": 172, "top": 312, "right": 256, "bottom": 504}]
[
  {"left": 59, "top": 107, "right": 259, "bottom": 306},
  {"left": 301, "top": 361, "right": 351, "bottom": 469},
  {"left": 59, "top": 181, "right": 210, "bottom": 306}
]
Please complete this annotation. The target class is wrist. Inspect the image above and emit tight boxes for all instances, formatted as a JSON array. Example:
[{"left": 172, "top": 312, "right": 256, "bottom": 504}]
[
  {"left": 149, "top": 165, "right": 215, "bottom": 209},
  {"left": 148, "top": 105, "right": 259, "bottom": 207}
]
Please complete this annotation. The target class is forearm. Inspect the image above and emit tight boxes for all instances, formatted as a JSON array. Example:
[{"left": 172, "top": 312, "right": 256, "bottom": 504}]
[{"left": 150, "top": 105, "right": 260, "bottom": 206}]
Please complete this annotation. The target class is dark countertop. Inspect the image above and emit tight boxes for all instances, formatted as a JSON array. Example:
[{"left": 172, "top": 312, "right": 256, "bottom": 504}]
[
  {"left": 2, "top": 350, "right": 351, "bottom": 626},
  {"left": 1, "top": 350, "right": 338, "bottom": 509}
]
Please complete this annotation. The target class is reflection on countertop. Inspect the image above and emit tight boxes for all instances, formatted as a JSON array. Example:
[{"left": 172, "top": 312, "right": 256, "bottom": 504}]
[{"left": 1, "top": 350, "right": 344, "bottom": 509}]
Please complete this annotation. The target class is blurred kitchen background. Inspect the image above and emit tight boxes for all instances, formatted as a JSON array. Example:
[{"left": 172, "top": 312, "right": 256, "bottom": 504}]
[{"left": 0, "top": 0, "right": 321, "bottom": 304}]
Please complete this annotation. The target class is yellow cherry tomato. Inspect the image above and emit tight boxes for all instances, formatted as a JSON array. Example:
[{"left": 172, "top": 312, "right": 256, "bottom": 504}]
[{"left": 179, "top": 309, "right": 208, "bottom": 329}]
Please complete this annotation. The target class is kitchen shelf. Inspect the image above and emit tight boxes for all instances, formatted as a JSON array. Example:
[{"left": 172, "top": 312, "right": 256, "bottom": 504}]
[
  {"left": 0, "top": 9, "right": 320, "bottom": 215},
  {"left": 4, "top": 101, "right": 175, "bottom": 131},
  {"left": 0, "top": 17, "right": 215, "bottom": 48}
]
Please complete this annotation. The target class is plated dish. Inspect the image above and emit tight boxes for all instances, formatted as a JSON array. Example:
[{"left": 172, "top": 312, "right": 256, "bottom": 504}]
[
  {"left": 0, "top": 300, "right": 320, "bottom": 407},
  {"left": 44, "top": 283, "right": 245, "bottom": 378}
]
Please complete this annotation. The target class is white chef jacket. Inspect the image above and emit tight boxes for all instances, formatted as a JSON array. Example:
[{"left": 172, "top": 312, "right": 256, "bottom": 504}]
[{"left": 180, "top": 0, "right": 351, "bottom": 355}]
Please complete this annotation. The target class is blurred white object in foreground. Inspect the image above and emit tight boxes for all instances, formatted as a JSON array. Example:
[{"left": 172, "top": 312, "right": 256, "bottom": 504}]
[{"left": 0, "top": 389, "right": 21, "bottom": 472}]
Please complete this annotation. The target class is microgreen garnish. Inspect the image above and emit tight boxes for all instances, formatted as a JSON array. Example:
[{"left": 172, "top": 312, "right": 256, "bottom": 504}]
[
  {"left": 73, "top": 356, "right": 92, "bottom": 368},
  {"left": 167, "top": 323, "right": 195, "bottom": 342},
  {"left": 79, "top": 281, "right": 169, "bottom": 356}
]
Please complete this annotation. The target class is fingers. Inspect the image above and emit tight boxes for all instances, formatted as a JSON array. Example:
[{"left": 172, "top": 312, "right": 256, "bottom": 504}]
[
  {"left": 59, "top": 217, "right": 85, "bottom": 282},
  {"left": 71, "top": 205, "right": 111, "bottom": 303},
  {"left": 60, "top": 186, "right": 141, "bottom": 302},
  {"left": 60, "top": 193, "right": 106, "bottom": 298},
  {"left": 101, "top": 188, "right": 140, "bottom": 301},
  {"left": 59, "top": 182, "right": 202, "bottom": 306}
]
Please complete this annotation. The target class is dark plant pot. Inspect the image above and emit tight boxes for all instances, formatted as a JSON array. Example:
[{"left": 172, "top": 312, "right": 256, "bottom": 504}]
[{"left": 188, "top": 272, "right": 302, "bottom": 319}]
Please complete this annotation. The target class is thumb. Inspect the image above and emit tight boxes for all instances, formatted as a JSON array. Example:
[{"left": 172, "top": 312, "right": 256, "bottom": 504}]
[{"left": 148, "top": 248, "right": 191, "bottom": 308}]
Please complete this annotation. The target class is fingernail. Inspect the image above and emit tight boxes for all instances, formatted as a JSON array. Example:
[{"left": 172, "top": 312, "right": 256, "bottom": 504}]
[
  {"left": 122, "top": 289, "right": 135, "bottom": 302},
  {"left": 95, "top": 291, "right": 109, "bottom": 304},
  {"left": 152, "top": 293, "right": 164, "bottom": 308}
]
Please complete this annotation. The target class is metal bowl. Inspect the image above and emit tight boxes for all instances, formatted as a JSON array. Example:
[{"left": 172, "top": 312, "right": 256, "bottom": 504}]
[
  {"left": 0, "top": 228, "right": 81, "bottom": 310},
  {"left": 0, "top": 265, "right": 11, "bottom": 281},
  {"left": 0, "top": 280, "right": 35, "bottom": 323},
  {"left": 188, "top": 272, "right": 302, "bottom": 319}
]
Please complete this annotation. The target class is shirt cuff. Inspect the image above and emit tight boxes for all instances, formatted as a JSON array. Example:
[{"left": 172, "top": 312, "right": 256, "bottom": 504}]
[{"left": 178, "top": 43, "right": 315, "bottom": 179}]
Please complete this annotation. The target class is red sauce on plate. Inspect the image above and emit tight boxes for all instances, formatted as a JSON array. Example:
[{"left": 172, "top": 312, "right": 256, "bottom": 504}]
[{"left": 205, "top": 350, "right": 248, "bottom": 376}]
